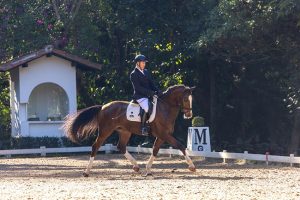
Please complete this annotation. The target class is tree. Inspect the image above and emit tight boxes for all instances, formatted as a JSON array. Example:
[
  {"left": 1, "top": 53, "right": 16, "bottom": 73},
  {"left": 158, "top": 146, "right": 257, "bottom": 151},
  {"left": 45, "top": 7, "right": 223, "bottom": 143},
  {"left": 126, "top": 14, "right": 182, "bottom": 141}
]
[
  {"left": 197, "top": 0, "right": 300, "bottom": 153},
  {"left": 1, "top": 0, "right": 299, "bottom": 153},
  {"left": 0, "top": 72, "right": 10, "bottom": 141}
]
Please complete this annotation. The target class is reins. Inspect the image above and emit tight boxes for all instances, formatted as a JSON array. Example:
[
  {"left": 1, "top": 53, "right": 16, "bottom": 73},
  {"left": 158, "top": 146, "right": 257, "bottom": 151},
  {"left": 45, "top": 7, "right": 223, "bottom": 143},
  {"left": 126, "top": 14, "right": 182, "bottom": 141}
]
[{"left": 156, "top": 94, "right": 192, "bottom": 112}]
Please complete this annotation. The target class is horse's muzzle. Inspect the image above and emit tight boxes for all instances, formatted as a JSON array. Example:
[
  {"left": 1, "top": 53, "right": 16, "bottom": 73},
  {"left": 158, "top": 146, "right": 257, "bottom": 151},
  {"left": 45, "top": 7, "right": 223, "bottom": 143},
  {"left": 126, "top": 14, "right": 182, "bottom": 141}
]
[{"left": 183, "top": 110, "right": 193, "bottom": 119}]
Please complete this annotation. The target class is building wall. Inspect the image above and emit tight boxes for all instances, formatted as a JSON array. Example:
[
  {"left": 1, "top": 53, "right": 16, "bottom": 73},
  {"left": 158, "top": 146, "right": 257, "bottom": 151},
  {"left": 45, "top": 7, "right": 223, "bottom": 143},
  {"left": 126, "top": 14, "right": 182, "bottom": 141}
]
[
  {"left": 10, "top": 68, "right": 20, "bottom": 137},
  {"left": 28, "top": 121, "right": 65, "bottom": 137},
  {"left": 15, "top": 55, "right": 77, "bottom": 137}
]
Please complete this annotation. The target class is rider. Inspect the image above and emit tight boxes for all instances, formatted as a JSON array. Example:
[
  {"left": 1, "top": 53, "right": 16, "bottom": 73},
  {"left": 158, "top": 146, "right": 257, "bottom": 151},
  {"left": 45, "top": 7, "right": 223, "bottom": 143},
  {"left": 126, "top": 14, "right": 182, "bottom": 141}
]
[{"left": 130, "top": 54, "right": 162, "bottom": 136}]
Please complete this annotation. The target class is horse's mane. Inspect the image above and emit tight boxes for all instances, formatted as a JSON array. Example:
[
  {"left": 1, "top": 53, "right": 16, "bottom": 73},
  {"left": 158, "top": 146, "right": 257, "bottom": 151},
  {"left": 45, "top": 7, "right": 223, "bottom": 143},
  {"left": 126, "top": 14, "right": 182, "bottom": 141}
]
[{"left": 163, "top": 84, "right": 187, "bottom": 96}]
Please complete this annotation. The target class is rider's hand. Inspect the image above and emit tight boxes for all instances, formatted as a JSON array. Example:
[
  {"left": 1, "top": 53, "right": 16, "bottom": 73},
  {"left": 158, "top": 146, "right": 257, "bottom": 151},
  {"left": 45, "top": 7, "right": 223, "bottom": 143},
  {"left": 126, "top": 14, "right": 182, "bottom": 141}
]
[
  {"left": 155, "top": 90, "right": 163, "bottom": 96},
  {"left": 149, "top": 90, "right": 156, "bottom": 97}
]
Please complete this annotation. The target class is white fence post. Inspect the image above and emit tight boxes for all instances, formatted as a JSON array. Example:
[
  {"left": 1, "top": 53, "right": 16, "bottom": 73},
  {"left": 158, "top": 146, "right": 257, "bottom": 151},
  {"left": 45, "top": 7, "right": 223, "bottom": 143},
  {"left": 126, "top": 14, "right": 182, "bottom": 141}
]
[
  {"left": 138, "top": 145, "right": 141, "bottom": 154},
  {"left": 40, "top": 146, "right": 46, "bottom": 157},
  {"left": 265, "top": 152, "right": 269, "bottom": 166},
  {"left": 105, "top": 144, "right": 112, "bottom": 154},
  {"left": 169, "top": 147, "right": 173, "bottom": 158},
  {"left": 243, "top": 151, "right": 248, "bottom": 163},
  {"left": 290, "top": 154, "right": 294, "bottom": 167},
  {"left": 222, "top": 150, "right": 227, "bottom": 164}
]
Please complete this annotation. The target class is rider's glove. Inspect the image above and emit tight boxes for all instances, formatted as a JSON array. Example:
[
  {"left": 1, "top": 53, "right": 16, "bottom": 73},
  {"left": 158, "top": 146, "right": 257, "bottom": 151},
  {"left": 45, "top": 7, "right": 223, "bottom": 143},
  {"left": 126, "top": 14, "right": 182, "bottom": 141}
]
[{"left": 154, "top": 90, "right": 163, "bottom": 96}]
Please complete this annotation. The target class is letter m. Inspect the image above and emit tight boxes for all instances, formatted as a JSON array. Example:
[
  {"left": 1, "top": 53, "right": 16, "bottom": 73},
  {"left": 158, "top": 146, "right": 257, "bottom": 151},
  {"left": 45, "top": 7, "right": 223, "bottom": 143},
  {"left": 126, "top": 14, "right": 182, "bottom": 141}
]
[{"left": 194, "top": 128, "right": 207, "bottom": 145}]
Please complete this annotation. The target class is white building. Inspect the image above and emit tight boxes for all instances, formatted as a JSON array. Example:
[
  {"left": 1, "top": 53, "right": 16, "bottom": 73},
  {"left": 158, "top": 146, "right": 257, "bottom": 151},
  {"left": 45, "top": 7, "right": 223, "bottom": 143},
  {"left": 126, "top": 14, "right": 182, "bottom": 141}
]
[{"left": 0, "top": 45, "right": 102, "bottom": 137}]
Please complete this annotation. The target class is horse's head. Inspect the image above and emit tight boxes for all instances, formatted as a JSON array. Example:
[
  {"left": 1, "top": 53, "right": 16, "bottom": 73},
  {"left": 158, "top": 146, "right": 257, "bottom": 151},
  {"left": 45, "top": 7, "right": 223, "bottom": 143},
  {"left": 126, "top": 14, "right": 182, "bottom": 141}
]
[
  {"left": 181, "top": 86, "right": 195, "bottom": 119},
  {"left": 162, "top": 85, "right": 196, "bottom": 119}
]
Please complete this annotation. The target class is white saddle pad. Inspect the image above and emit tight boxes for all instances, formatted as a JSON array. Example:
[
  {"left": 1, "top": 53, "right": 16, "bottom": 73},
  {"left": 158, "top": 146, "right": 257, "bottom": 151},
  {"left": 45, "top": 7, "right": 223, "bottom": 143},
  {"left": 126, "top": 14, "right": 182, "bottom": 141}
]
[{"left": 126, "top": 96, "right": 158, "bottom": 123}]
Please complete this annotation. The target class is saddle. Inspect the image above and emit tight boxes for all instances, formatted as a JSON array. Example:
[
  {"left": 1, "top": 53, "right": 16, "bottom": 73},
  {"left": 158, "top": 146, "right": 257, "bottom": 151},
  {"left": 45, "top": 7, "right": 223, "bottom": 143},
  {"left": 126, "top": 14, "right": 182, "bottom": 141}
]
[{"left": 126, "top": 96, "right": 158, "bottom": 123}]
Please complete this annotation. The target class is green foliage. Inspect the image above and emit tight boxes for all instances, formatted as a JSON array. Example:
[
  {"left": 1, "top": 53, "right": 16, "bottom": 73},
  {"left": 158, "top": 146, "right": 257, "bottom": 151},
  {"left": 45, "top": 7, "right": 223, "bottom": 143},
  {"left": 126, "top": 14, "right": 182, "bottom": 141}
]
[
  {"left": 0, "top": 72, "right": 10, "bottom": 140},
  {"left": 192, "top": 116, "right": 205, "bottom": 127},
  {"left": 0, "top": 0, "right": 300, "bottom": 153},
  {"left": 9, "top": 136, "right": 98, "bottom": 149},
  {"left": 11, "top": 137, "right": 62, "bottom": 149},
  {"left": 196, "top": 0, "right": 300, "bottom": 153}
]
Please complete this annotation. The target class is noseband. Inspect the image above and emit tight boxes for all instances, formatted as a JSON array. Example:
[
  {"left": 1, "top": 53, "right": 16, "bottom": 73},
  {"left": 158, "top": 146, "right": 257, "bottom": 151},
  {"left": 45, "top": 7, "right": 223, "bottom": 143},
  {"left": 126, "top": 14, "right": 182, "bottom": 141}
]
[
  {"left": 157, "top": 95, "right": 192, "bottom": 114},
  {"left": 180, "top": 104, "right": 192, "bottom": 116},
  {"left": 181, "top": 106, "right": 192, "bottom": 113}
]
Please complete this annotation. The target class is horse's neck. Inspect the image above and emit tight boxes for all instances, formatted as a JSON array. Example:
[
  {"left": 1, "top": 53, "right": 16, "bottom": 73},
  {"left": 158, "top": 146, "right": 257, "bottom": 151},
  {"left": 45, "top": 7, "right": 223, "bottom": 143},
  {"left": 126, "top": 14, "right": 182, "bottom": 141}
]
[
  {"left": 161, "top": 91, "right": 181, "bottom": 107},
  {"left": 158, "top": 95, "right": 180, "bottom": 122}
]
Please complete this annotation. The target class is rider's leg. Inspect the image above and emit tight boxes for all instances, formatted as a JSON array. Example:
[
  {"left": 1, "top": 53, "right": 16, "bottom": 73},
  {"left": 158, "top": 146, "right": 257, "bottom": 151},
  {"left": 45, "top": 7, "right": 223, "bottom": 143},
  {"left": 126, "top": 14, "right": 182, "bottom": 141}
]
[
  {"left": 137, "top": 98, "right": 150, "bottom": 136},
  {"left": 141, "top": 109, "right": 149, "bottom": 135}
]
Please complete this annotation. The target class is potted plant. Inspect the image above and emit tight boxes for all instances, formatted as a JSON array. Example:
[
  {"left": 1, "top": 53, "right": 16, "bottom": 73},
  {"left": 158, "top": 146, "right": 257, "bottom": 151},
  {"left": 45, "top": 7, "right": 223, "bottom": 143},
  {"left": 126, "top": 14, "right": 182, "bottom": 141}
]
[{"left": 192, "top": 116, "right": 205, "bottom": 127}]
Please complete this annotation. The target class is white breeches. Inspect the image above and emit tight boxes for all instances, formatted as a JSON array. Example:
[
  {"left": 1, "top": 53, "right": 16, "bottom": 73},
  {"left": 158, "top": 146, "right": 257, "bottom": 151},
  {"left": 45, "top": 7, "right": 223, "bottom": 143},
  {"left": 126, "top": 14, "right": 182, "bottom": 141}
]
[{"left": 137, "top": 98, "right": 149, "bottom": 113}]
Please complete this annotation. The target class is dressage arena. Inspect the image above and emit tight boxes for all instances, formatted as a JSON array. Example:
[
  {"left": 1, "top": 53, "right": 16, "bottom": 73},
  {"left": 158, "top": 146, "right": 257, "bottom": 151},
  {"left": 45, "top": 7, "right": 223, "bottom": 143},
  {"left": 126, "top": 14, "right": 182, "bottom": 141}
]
[{"left": 1, "top": 153, "right": 300, "bottom": 200}]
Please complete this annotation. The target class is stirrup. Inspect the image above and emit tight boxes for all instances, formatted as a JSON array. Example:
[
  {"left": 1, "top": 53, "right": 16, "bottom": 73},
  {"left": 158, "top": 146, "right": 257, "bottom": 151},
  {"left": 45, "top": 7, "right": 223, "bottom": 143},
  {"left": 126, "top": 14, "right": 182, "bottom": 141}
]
[{"left": 141, "top": 127, "right": 149, "bottom": 136}]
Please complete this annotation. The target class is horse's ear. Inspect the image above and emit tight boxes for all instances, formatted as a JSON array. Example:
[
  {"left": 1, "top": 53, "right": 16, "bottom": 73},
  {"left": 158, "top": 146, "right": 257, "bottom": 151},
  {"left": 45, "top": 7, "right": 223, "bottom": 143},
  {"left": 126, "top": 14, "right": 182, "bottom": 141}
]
[{"left": 190, "top": 86, "right": 196, "bottom": 91}]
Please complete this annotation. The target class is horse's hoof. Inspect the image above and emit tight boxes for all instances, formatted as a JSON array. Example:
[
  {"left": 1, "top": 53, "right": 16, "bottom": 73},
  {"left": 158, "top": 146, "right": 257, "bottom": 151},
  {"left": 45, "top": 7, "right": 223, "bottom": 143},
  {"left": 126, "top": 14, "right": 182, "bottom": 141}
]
[
  {"left": 188, "top": 166, "right": 196, "bottom": 172},
  {"left": 142, "top": 172, "right": 153, "bottom": 177},
  {"left": 133, "top": 166, "right": 140, "bottom": 172},
  {"left": 83, "top": 172, "right": 89, "bottom": 177}
]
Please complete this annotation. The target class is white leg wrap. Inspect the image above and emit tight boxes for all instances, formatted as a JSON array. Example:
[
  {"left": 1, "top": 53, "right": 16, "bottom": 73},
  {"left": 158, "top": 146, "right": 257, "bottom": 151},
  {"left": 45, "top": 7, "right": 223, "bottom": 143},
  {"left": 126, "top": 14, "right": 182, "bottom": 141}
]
[
  {"left": 85, "top": 157, "right": 94, "bottom": 174},
  {"left": 146, "top": 155, "right": 156, "bottom": 173},
  {"left": 184, "top": 155, "right": 195, "bottom": 168},
  {"left": 124, "top": 151, "right": 138, "bottom": 167}
]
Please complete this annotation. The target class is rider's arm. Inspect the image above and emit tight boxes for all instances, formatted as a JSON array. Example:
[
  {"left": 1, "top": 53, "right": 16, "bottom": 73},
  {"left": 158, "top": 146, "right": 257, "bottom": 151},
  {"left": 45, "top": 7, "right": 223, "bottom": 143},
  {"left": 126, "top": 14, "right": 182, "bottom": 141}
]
[{"left": 130, "top": 72, "right": 154, "bottom": 97}]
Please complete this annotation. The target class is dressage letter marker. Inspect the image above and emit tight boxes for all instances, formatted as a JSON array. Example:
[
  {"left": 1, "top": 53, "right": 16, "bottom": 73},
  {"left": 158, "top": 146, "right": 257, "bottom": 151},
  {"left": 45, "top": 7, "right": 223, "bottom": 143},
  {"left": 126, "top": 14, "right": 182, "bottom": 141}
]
[{"left": 187, "top": 127, "right": 211, "bottom": 152}]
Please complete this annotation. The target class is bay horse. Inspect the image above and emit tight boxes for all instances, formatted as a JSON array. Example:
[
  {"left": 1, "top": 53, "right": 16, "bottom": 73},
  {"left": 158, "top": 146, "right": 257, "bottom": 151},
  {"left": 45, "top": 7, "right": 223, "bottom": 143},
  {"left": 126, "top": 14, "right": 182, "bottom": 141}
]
[{"left": 63, "top": 84, "right": 196, "bottom": 177}]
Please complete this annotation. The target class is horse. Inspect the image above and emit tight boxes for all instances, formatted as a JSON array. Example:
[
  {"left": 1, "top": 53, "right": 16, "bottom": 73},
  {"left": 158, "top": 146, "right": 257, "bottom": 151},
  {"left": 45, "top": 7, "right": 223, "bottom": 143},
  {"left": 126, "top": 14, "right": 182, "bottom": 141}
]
[{"left": 63, "top": 84, "right": 196, "bottom": 177}]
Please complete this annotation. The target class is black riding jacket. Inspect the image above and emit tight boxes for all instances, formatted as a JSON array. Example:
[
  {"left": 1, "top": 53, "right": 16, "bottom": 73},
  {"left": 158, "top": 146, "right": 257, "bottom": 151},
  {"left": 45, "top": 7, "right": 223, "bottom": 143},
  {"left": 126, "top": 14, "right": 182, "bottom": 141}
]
[{"left": 130, "top": 67, "right": 158, "bottom": 100}]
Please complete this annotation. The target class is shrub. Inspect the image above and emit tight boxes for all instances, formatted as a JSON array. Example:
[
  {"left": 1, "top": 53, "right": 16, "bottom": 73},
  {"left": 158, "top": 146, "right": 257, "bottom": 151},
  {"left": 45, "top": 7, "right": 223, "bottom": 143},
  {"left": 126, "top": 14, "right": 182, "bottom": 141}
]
[{"left": 192, "top": 116, "right": 205, "bottom": 127}]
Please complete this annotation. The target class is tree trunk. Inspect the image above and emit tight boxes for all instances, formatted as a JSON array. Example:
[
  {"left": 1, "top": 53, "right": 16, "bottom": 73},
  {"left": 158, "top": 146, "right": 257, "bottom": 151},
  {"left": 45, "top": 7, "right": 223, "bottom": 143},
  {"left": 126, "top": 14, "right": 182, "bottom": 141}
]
[
  {"left": 289, "top": 107, "right": 300, "bottom": 155},
  {"left": 209, "top": 62, "right": 216, "bottom": 142},
  {"left": 51, "top": 0, "right": 83, "bottom": 49},
  {"left": 240, "top": 91, "right": 251, "bottom": 141}
]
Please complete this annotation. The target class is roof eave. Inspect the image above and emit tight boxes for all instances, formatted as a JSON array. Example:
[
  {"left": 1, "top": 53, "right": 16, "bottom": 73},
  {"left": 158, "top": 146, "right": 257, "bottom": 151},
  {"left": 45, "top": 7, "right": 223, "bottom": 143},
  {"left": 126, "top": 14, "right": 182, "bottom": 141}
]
[{"left": 0, "top": 46, "right": 102, "bottom": 72}]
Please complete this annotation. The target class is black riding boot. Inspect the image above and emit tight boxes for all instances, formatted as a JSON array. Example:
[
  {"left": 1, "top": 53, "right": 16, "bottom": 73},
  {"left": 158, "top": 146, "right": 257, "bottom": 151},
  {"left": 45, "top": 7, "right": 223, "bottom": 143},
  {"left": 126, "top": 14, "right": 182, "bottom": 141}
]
[{"left": 141, "top": 109, "right": 150, "bottom": 136}]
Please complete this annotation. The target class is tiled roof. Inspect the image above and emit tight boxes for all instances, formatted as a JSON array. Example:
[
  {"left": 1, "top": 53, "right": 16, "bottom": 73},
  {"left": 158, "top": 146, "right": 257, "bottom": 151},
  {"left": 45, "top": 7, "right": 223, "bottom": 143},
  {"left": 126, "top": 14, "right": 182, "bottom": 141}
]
[{"left": 0, "top": 45, "right": 102, "bottom": 72}]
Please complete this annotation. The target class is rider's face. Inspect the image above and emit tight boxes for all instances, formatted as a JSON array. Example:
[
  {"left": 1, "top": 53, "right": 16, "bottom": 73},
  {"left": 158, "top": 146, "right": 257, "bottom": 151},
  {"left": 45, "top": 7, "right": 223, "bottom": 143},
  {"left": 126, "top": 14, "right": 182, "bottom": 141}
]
[{"left": 137, "top": 61, "right": 146, "bottom": 70}]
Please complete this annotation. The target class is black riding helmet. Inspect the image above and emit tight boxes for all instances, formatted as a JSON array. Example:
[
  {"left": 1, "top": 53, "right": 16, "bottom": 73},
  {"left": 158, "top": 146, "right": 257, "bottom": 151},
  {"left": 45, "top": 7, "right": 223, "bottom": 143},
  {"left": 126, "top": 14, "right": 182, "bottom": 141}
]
[{"left": 134, "top": 54, "right": 148, "bottom": 63}]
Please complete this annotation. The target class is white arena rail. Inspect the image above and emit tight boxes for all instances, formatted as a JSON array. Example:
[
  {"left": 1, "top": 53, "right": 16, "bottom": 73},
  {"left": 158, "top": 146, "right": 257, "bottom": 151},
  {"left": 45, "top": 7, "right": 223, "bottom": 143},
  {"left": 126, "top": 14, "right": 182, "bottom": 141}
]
[{"left": 1, "top": 144, "right": 299, "bottom": 166}]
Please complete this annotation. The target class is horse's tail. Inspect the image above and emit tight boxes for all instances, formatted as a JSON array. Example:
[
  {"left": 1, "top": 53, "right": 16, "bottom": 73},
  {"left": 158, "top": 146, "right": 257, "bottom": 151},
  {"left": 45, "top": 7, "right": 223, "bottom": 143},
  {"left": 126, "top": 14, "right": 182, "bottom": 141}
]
[{"left": 62, "top": 105, "right": 102, "bottom": 143}]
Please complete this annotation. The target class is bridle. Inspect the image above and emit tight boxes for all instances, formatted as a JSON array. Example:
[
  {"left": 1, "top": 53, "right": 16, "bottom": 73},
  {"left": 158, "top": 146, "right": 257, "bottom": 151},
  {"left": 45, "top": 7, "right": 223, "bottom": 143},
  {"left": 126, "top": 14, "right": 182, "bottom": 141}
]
[
  {"left": 181, "top": 105, "right": 192, "bottom": 115},
  {"left": 156, "top": 93, "right": 193, "bottom": 115}
]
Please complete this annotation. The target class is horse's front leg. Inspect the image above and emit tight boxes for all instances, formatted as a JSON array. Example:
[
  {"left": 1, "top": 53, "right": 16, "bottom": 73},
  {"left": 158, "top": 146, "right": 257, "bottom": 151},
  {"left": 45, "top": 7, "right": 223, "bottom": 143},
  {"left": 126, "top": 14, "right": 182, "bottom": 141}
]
[
  {"left": 184, "top": 153, "right": 196, "bottom": 172},
  {"left": 145, "top": 137, "right": 164, "bottom": 175},
  {"left": 117, "top": 130, "right": 140, "bottom": 172},
  {"left": 162, "top": 134, "right": 196, "bottom": 172},
  {"left": 124, "top": 150, "right": 140, "bottom": 172}
]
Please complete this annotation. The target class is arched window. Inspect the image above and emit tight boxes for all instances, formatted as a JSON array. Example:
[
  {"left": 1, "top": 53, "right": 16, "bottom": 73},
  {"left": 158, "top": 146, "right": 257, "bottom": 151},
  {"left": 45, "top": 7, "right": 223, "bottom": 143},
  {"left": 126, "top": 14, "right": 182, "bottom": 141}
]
[{"left": 28, "top": 83, "right": 69, "bottom": 121}]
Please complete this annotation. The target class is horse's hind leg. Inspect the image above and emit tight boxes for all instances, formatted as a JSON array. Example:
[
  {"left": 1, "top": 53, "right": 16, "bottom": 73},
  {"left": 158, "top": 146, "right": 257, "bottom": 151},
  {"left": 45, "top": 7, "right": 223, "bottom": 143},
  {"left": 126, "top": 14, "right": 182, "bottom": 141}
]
[
  {"left": 145, "top": 137, "right": 164, "bottom": 175},
  {"left": 117, "top": 130, "right": 140, "bottom": 172},
  {"left": 83, "top": 129, "right": 112, "bottom": 177}
]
